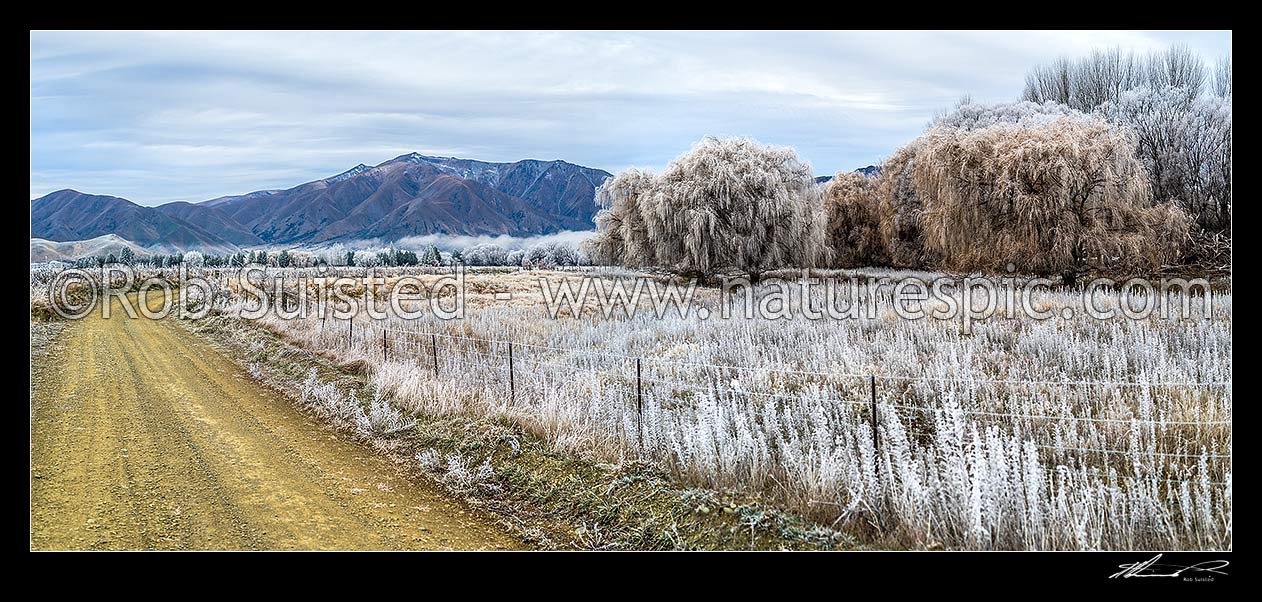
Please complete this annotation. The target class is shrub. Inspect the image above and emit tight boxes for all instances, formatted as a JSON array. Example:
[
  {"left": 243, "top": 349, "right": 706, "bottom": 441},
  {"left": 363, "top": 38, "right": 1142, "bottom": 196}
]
[{"left": 363, "top": 385, "right": 410, "bottom": 436}]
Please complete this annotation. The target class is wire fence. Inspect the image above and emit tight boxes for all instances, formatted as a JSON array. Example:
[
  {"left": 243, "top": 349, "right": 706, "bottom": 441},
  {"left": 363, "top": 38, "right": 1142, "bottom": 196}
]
[{"left": 324, "top": 316, "right": 1231, "bottom": 487}]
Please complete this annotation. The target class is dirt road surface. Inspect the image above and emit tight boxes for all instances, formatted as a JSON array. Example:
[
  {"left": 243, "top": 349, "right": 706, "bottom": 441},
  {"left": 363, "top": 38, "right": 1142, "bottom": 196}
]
[{"left": 30, "top": 299, "right": 522, "bottom": 550}]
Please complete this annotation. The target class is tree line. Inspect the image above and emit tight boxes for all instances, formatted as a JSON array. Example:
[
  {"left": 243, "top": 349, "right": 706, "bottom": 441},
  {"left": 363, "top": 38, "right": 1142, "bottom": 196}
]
[
  {"left": 585, "top": 44, "right": 1230, "bottom": 283},
  {"left": 68, "top": 240, "right": 587, "bottom": 272}
]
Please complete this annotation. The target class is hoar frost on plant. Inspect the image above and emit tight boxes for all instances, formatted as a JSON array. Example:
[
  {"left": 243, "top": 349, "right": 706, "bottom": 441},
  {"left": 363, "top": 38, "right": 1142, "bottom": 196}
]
[
  {"left": 237, "top": 270, "right": 1230, "bottom": 550},
  {"left": 1020, "top": 45, "right": 1232, "bottom": 233},
  {"left": 438, "top": 453, "right": 496, "bottom": 491},
  {"left": 298, "top": 367, "right": 371, "bottom": 433},
  {"left": 416, "top": 449, "right": 443, "bottom": 473},
  {"left": 1022, "top": 45, "right": 1216, "bottom": 112},
  {"left": 364, "top": 385, "right": 411, "bottom": 436},
  {"left": 931, "top": 99, "right": 1091, "bottom": 131},
  {"left": 587, "top": 137, "right": 826, "bottom": 280},
  {"left": 914, "top": 116, "right": 1189, "bottom": 277},
  {"left": 523, "top": 241, "right": 581, "bottom": 269},
  {"left": 506, "top": 249, "right": 526, "bottom": 267},
  {"left": 1096, "top": 86, "right": 1231, "bottom": 232},
  {"left": 462, "top": 243, "right": 510, "bottom": 266},
  {"left": 353, "top": 249, "right": 381, "bottom": 268}
]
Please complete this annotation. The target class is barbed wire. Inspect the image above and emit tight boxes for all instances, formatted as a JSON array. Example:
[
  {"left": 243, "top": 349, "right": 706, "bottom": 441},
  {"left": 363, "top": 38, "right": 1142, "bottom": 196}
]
[
  {"left": 361, "top": 322, "right": 1233, "bottom": 432},
  {"left": 359, "top": 320, "right": 1230, "bottom": 389},
  {"left": 426, "top": 370, "right": 1233, "bottom": 464},
  {"left": 1032, "top": 444, "right": 1231, "bottom": 460},
  {"left": 336, "top": 318, "right": 1236, "bottom": 457},
  {"left": 881, "top": 403, "right": 1232, "bottom": 426}
]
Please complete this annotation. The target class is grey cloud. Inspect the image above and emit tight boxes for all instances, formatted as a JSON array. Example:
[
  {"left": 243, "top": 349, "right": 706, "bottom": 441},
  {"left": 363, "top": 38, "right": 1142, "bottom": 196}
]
[{"left": 30, "top": 30, "right": 1230, "bottom": 206}]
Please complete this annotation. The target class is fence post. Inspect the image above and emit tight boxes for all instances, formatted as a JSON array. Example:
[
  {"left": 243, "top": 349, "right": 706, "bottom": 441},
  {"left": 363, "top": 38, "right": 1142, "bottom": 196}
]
[
  {"left": 508, "top": 342, "right": 515, "bottom": 406},
  {"left": 348, "top": 316, "right": 353, "bottom": 348},
  {"left": 382, "top": 328, "right": 388, "bottom": 363},
  {"left": 636, "top": 357, "right": 644, "bottom": 451},
  {"left": 869, "top": 374, "right": 879, "bottom": 454},
  {"left": 431, "top": 334, "right": 439, "bottom": 378}
]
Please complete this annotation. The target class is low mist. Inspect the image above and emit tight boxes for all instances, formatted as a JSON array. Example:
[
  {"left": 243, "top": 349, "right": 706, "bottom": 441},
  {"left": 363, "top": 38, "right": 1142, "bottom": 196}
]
[{"left": 307, "top": 230, "right": 596, "bottom": 254}]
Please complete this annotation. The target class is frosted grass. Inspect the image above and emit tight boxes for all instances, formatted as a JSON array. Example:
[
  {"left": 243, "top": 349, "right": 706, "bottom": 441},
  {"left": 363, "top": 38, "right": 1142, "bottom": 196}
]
[{"left": 222, "top": 269, "right": 1230, "bottom": 550}]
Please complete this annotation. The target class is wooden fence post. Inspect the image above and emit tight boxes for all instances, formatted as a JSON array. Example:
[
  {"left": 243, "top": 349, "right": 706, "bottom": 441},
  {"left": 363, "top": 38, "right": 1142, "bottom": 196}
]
[
  {"left": 431, "top": 334, "right": 439, "bottom": 378},
  {"left": 348, "top": 316, "right": 353, "bottom": 348},
  {"left": 636, "top": 357, "right": 644, "bottom": 451},
  {"left": 508, "top": 342, "right": 515, "bottom": 406},
  {"left": 382, "top": 327, "right": 388, "bottom": 363},
  {"left": 869, "top": 374, "right": 879, "bottom": 454}
]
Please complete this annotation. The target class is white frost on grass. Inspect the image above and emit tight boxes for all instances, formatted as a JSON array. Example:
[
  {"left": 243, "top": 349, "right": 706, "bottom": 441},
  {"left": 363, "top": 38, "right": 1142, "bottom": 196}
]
[{"left": 227, "top": 267, "right": 1229, "bottom": 550}]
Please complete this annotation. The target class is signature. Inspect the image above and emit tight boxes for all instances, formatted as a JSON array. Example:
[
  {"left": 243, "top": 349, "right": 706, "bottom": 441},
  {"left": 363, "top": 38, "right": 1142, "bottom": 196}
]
[{"left": 1110, "top": 554, "right": 1230, "bottom": 579}]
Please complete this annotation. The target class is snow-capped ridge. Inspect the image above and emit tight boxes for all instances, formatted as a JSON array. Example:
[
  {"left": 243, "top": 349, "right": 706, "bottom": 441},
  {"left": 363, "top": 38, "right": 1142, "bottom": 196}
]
[{"left": 325, "top": 164, "right": 371, "bottom": 183}]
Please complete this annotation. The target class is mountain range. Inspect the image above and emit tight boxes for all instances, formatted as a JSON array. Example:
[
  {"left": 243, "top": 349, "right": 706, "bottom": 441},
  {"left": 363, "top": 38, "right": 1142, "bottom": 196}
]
[
  {"left": 30, "top": 153, "right": 613, "bottom": 253},
  {"left": 31, "top": 189, "right": 243, "bottom": 254},
  {"left": 31, "top": 154, "right": 877, "bottom": 256},
  {"left": 814, "top": 165, "right": 881, "bottom": 185}
]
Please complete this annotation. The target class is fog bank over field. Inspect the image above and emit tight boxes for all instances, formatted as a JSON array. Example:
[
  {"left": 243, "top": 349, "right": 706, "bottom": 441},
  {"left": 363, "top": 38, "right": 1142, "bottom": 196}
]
[{"left": 318, "top": 230, "right": 597, "bottom": 253}]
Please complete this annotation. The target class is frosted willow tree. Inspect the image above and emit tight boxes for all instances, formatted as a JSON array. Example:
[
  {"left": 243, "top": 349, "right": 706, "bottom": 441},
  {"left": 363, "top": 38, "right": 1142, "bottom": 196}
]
[
  {"left": 879, "top": 101, "right": 1087, "bottom": 268},
  {"left": 587, "top": 137, "right": 825, "bottom": 281},
  {"left": 875, "top": 141, "right": 931, "bottom": 268},
  {"left": 1023, "top": 45, "right": 1208, "bottom": 111},
  {"left": 586, "top": 168, "right": 656, "bottom": 267},
  {"left": 915, "top": 117, "right": 1189, "bottom": 280},
  {"left": 1097, "top": 87, "right": 1232, "bottom": 232},
  {"left": 1020, "top": 45, "right": 1232, "bottom": 234},
  {"left": 823, "top": 172, "right": 885, "bottom": 267}
]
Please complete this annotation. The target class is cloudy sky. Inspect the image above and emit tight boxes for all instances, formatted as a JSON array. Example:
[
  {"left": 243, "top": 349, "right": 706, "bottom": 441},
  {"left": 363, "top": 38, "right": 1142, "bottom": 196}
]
[{"left": 30, "top": 30, "right": 1231, "bottom": 206}]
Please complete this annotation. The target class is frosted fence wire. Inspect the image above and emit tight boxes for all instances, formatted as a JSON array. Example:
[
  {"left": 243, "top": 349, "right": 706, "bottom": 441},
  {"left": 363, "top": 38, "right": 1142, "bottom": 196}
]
[{"left": 354, "top": 319, "right": 1230, "bottom": 484}]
